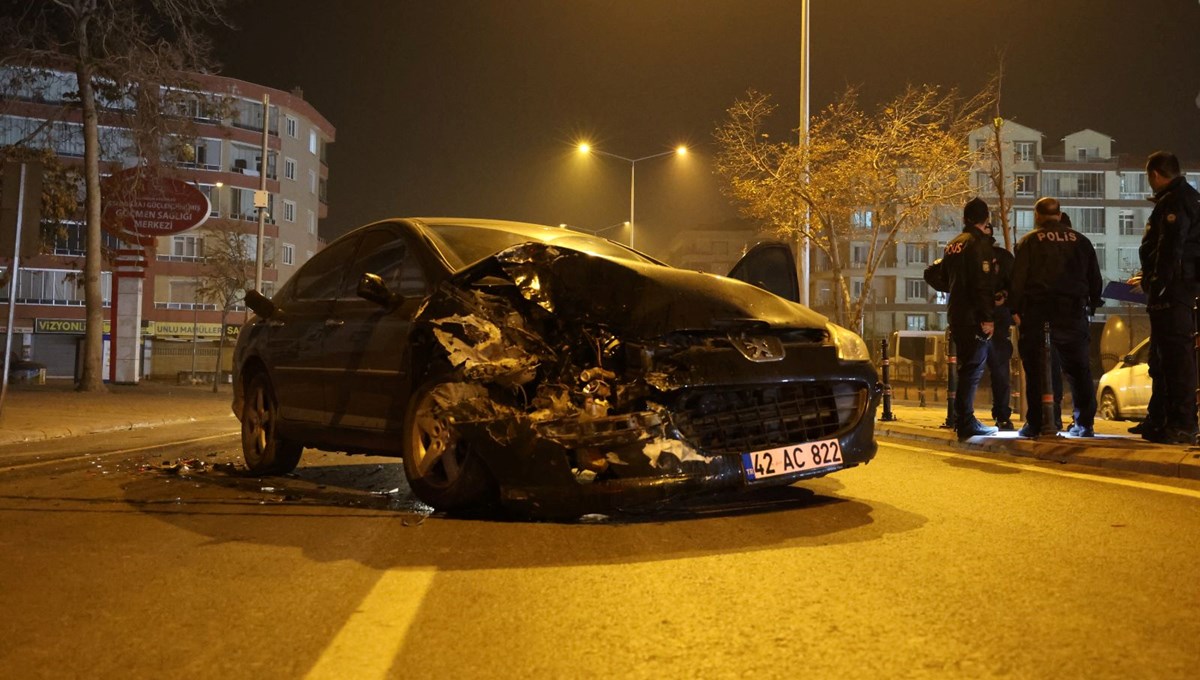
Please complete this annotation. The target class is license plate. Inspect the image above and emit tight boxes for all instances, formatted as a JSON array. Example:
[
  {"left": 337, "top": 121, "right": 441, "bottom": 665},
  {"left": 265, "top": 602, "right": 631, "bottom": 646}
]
[{"left": 742, "top": 438, "right": 843, "bottom": 481}]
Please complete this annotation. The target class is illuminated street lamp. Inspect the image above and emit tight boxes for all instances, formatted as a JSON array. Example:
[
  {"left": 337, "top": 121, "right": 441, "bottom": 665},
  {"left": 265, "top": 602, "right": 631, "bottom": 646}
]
[{"left": 576, "top": 143, "right": 687, "bottom": 249}]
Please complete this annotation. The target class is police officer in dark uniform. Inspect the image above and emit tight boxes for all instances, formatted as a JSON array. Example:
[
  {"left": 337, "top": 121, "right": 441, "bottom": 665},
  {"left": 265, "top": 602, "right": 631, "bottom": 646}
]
[
  {"left": 1133, "top": 151, "right": 1200, "bottom": 444},
  {"left": 985, "top": 227, "right": 1016, "bottom": 431},
  {"left": 1009, "top": 197, "right": 1103, "bottom": 437},
  {"left": 944, "top": 197, "right": 998, "bottom": 440}
]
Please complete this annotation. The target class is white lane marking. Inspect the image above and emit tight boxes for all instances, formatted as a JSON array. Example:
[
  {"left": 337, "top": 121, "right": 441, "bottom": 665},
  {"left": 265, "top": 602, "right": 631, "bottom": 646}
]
[
  {"left": 305, "top": 569, "right": 436, "bottom": 680},
  {"left": 883, "top": 440, "right": 1200, "bottom": 500},
  {"left": 0, "top": 430, "right": 239, "bottom": 474}
]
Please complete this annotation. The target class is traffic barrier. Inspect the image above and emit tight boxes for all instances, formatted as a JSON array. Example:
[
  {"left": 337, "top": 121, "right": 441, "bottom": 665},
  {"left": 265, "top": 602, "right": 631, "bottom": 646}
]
[
  {"left": 879, "top": 337, "right": 896, "bottom": 421},
  {"left": 1039, "top": 321, "right": 1057, "bottom": 436},
  {"left": 940, "top": 329, "right": 957, "bottom": 429},
  {"left": 1194, "top": 297, "right": 1200, "bottom": 445}
]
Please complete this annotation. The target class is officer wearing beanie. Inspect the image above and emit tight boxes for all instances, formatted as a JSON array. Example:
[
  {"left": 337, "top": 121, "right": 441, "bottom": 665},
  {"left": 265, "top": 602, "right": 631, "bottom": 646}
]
[
  {"left": 1009, "top": 197, "right": 1103, "bottom": 438},
  {"left": 943, "top": 196, "right": 998, "bottom": 440}
]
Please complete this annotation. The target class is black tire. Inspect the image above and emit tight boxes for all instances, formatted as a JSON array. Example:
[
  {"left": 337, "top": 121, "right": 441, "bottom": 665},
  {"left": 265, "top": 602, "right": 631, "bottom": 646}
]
[
  {"left": 1099, "top": 388, "right": 1122, "bottom": 421},
  {"left": 241, "top": 371, "right": 303, "bottom": 475},
  {"left": 402, "top": 376, "right": 495, "bottom": 511}
]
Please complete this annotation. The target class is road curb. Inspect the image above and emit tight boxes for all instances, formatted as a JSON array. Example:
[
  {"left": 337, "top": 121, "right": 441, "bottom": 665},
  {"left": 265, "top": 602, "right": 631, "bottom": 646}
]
[
  {"left": 878, "top": 421, "right": 1200, "bottom": 480},
  {"left": 0, "top": 415, "right": 230, "bottom": 448}
]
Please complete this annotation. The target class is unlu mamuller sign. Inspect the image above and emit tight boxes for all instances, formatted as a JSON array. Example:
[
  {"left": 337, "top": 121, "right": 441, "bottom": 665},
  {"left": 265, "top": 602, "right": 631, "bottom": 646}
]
[{"left": 101, "top": 167, "right": 210, "bottom": 246}]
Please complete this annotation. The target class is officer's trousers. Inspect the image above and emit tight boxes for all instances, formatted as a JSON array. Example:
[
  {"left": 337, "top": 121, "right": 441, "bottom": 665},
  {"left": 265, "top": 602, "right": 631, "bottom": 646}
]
[
  {"left": 987, "top": 311, "right": 1013, "bottom": 422},
  {"left": 1017, "top": 309, "right": 1094, "bottom": 430},
  {"left": 951, "top": 324, "right": 989, "bottom": 433},
  {"left": 1147, "top": 289, "right": 1199, "bottom": 433}
]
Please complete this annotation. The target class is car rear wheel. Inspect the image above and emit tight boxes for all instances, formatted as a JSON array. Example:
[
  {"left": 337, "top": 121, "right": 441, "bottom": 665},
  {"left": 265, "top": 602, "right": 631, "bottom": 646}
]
[
  {"left": 1099, "top": 388, "right": 1122, "bottom": 421},
  {"left": 241, "top": 372, "right": 303, "bottom": 475},
  {"left": 402, "top": 377, "right": 495, "bottom": 511}
]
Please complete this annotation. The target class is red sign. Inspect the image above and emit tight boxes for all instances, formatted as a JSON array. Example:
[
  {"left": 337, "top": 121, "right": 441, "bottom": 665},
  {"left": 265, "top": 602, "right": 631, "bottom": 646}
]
[{"left": 101, "top": 167, "right": 210, "bottom": 246}]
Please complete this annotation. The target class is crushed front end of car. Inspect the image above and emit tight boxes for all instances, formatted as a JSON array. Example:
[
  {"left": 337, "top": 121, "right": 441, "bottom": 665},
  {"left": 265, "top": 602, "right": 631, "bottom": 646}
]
[{"left": 412, "top": 242, "right": 881, "bottom": 518}]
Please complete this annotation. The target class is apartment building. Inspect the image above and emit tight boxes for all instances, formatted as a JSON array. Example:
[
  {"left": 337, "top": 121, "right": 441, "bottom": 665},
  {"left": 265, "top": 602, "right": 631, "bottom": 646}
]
[
  {"left": 0, "top": 69, "right": 335, "bottom": 379},
  {"left": 806, "top": 119, "right": 1198, "bottom": 344}
]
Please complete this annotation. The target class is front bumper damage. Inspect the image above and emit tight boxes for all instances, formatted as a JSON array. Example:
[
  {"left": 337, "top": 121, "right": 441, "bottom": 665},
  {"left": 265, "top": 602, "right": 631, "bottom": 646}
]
[{"left": 418, "top": 243, "right": 882, "bottom": 518}]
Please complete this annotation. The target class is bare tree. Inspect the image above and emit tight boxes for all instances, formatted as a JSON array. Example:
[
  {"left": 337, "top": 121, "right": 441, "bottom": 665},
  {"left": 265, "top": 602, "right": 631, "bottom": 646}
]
[
  {"left": 194, "top": 221, "right": 256, "bottom": 393},
  {"left": 0, "top": 0, "right": 233, "bottom": 391},
  {"left": 714, "top": 84, "right": 994, "bottom": 328},
  {"left": 977, "top": 65, "right": 1014, "bottom": 250}
]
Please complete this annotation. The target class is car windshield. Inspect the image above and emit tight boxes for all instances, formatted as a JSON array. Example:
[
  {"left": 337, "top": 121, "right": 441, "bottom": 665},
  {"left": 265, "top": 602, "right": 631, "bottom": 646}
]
[{"left": 421, "top": 223, "right": 655, "bottom": 271}]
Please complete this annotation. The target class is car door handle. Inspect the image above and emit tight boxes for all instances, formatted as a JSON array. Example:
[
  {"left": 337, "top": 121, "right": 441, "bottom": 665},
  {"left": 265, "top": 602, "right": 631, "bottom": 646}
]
[{"left": 324, "top": 319, "right": 345, "bottom": 328}]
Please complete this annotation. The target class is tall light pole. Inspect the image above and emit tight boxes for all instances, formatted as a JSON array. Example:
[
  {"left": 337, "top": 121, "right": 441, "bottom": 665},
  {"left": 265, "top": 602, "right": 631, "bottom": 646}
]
[
  {"left": 799, "top": 0, "right": 811, "bottom": 307},
  {"left": 577, "top": 143, "right": 687, "bottom": 250},
  {"left": 559, "top": 221, "right": 630, "bottom": 238}
]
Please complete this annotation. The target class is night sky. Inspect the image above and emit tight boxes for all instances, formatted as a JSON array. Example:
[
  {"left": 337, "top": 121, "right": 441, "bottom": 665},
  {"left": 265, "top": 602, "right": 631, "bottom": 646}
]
[{"left": 215, "top": 0, "right": 1200, "bottom": 257}]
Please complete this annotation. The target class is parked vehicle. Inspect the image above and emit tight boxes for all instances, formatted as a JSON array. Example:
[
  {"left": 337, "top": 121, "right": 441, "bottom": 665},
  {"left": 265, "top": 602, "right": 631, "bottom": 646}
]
[
  {"left": 232, "top": 218, "right": 881, "bottom": 517},
  {"left": 1096, "top": 338, "right": 1150, "bottom": 421}
]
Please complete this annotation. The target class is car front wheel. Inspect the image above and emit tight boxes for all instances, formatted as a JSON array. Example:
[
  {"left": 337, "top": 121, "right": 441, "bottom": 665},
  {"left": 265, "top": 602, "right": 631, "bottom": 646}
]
[
  {"left": 1099, "top": 388, "right": 1122, "bottom": 421},
  {"left": 402, "top": 377, "right": 495, "bottom": 511},
  {"left": 241, "top": 372, "right": 303, "bottom": 475}
]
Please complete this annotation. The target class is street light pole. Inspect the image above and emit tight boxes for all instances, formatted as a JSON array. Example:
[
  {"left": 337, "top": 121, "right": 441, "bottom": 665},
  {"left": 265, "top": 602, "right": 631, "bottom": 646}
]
[
  {"left": 799, "top": 0, "right": 811, "bottom": 307},
  {"left": 578, "top": 144, "right": 686, "bottom": 250},
  {"left": 629, "top": 162, "right": 636, "bottom": 248}
]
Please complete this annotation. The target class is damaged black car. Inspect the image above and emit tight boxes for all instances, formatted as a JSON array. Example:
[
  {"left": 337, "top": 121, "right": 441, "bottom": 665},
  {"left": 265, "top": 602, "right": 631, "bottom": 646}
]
[{"left": 233, "top": 218, "right": 881, "bottom": 518}]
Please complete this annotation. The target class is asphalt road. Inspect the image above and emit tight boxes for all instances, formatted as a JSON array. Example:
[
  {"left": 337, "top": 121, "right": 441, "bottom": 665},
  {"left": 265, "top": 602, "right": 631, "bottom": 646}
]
[{"left": 0, "top": 424, "right": 1197, "bottom": 679}]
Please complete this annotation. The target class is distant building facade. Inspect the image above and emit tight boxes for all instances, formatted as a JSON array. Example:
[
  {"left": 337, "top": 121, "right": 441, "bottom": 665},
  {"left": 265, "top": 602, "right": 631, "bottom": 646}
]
[
  {"left": 0, "top": 69, "right": 335, "bottom": 379},
  {"left": 805, "top": 119, "right": 1198, "bottom": 346}
]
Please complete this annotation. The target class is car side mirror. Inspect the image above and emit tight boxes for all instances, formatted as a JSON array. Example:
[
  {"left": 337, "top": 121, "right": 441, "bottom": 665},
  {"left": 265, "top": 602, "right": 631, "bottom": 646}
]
[
  {"left": 357, "top": 272, "right": 397, "bottom": 307},
  {"left": 1122, "top": 353, "right": 1136, "bottom": 365},
  {"left": 244, "top": 288, "right": 276, "bottom": 318}
]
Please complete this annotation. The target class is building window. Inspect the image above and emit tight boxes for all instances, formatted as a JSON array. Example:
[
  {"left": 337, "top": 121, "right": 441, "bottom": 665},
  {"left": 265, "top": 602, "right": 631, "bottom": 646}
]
[
  {"left": 851, "top": 279, "right": 865, "bottom": 298},
  {"left": 1062, "top": 207, "right": 1104, "bottom": 235},
  {"left": 307, "top": 209, "right": 316, "bottom": 235},
  {"left": 284, "top": 157, "right": 296, "bottom": 181},
  {"left": 282, "top": 243, "right": 295, "bottom": 266},
  {"left": 171, "top": 235, "right": 204, "bottom": 260},
  {"left": 309, "top": 169, "right": 317, "bottom": 195},
  {"left": 285, "top": 115, "right": 298, "bottom": 138},
  {"left": 1118, "top": 247, "right": 1140, "bottom": 273},
  {"left": 1013, "top": 141, "right": 1035, "bottom": 162},
  {"left": 851, "top": 210, "right": 873, "bottom": 230},
  {"left": 1120, "top": 172, "right": 1150, "bottom": 199},
  {"left": 309, "top": 129, "right": 318, "bottom": 155},
  {"left": 850, "top": 244, "right": 869, "bottom": 266},
  {"left": 1118, "top": 211, "right": 1137, "bottom": 236},
  {"left": 905, "top": 278, "right": 927, "bottom": 300},
  {"left": 1014, "top": 173, "right": 1037, "bottom": 197},
  {"left": 906, "top": 314, "right": 928, "bottom": 331},
  {"left": 1094, "top": 243, "right": 1105, "bottom": 269},
  {"left": 283, "top": 199, "right": 296, "bottom": 223},
  {"left": 904, "top": 243, "right": 928, "bottom": 265},
  {"left": 1014, "top": 209, "right": 1034, "bottom": 239},
  {"left": 1042, "top": 171, "right": 1104, "bottom": 199},
  {"left": 0, "top": 267, "right": 109, "bottom": 305},
  {"left": 974, "top": 171, "right": 990, "bottom": 192}
]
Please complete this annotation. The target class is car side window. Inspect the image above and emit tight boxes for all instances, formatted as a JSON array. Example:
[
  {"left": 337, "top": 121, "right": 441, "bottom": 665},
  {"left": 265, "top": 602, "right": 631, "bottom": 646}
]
[
  {"left": 342, "top": 227, "right": 428, "bottom": 299},
  {"left": 1134, "top": 342, "right": 1150, "bottom": 365},
  {"left": 291, "top": 236, "right": 361, "bottom": 301}
]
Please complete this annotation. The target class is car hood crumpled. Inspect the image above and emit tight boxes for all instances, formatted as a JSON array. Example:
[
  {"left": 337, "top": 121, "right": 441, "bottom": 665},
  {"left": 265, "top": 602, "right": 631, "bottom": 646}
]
[{"left": 454, "top": 242, "right": 829, "bottom": 336}]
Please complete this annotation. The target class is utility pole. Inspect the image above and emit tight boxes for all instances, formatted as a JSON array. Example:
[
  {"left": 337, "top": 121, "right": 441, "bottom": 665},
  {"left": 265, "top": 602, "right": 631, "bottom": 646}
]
[
  {"left": 798, "top": 0, "right": 811, "bottom": 307},
  {"left": 254, "top": 93, "right": 270, "bottom": 292}
]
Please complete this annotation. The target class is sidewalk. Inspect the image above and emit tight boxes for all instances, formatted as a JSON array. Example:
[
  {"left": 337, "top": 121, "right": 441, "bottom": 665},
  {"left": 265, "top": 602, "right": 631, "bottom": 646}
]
[
  {"left": 879, "top": 400, "right": 1200, "bottom": 481},
  {"left": 1, "top": 380, "right": 1199, "bottom": 482},
  {"left": 0, "top": 379, "right": 235, "bottom": 447}
]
